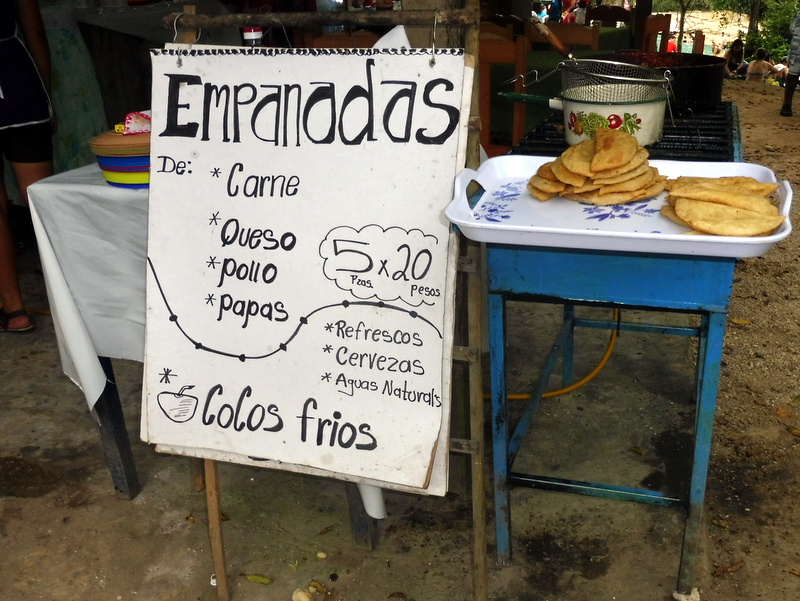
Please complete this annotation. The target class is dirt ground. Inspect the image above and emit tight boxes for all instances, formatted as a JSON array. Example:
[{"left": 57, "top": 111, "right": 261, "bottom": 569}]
[{"left": 2, "top": 77, "right": 800, "bottom": 601}]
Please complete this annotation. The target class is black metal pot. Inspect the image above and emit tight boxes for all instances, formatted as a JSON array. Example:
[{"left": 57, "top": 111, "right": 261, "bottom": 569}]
[{"left": 597, "top": 51, "right": 726, "bottom": 114}]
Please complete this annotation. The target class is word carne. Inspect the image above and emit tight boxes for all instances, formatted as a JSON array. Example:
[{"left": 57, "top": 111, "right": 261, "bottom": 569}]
[
  {"left": 297, "top": 398, "right": 377, "bottom": 450},
  {"left": 226, "top": 163, "right": 300, "bottom": 198},
  {"left": 334, "top": 319, "right": 422, "bottom": 347},
  {"left": 159, "top": 59, "right": 460, "bottom": 147}
]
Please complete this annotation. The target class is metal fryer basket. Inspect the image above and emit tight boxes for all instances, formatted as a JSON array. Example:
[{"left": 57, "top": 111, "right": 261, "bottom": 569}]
[{"left": 558, "top": 59, "right": 670, "bottom": 104}]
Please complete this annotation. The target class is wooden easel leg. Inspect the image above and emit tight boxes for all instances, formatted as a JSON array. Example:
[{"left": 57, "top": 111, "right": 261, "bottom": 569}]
[
  {"left": 190, "top": 458, "right": 206, "bottom": 492},
  {"left": 205, "top": 459, "right": 230, "bottom": 601}
]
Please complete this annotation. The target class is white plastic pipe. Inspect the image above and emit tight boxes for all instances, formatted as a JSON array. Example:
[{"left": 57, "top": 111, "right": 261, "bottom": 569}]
[{"left": 357, "top": 484, "right": 387, "bottom": 519}]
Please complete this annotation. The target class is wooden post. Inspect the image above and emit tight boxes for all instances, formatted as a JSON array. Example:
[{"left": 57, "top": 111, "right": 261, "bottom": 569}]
[
  {"left": 464, "top": 2, "right": 488, "bottom": 599},
  {"left": 205, "top": 459, "right": 230, "bottom": 601}
]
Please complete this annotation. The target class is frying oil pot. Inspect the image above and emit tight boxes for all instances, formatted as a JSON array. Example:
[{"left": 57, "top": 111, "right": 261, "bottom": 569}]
[{"left": 503, "top": 86, "right": 667, "bottom": 146}]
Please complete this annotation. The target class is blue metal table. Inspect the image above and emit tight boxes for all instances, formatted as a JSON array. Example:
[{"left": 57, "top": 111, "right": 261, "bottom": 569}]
[{"left": 488, "top": 243, "right": 736, "bottom": 596}]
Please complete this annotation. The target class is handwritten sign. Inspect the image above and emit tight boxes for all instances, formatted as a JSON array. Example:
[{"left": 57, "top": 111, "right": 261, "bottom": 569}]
[{"left": 141, "top": 47, "right": 472, "bottom": 493}]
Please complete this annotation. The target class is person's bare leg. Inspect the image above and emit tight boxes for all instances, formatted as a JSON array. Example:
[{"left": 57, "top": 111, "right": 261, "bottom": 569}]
[
  {"left": 781, "top": 73, "right": 798, "bottom": 116},
  {"left": 0, "top": 181, "right": 30, "bottom": 330},
  {"left": 0, "top": 160, "right": 52, "bottom": 330},
  {"left": 11, "top": 160, "right": 53, "bottom": 204}
]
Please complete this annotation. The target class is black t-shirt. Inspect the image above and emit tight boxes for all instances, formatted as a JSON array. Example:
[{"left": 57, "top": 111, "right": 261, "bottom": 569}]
[{"left": 0, "top": 0, "right": 51, "bottom": 129}]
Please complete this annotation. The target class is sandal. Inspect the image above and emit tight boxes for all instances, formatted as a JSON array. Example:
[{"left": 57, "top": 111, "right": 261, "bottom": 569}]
[{"left": 0, "top": 309, "right": 35, "bottom": 333}]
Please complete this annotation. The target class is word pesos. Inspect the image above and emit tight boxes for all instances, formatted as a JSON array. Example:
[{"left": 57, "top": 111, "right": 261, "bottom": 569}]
[{"left": 159, "top": 58, "right": 460, "bottom": 147}]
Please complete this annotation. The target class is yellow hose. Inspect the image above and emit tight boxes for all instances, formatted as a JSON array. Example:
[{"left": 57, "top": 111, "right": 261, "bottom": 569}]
[{"left": 487, "top": 308, "right": 620, "bottom": 401}]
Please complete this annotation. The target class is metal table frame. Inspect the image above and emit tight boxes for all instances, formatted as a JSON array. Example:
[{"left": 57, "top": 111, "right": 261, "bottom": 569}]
[{"left": 488, "top": 243, "right": 735, "bottom": 596}]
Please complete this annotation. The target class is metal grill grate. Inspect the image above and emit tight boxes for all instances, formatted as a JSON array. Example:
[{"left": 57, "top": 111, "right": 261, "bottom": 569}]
[{"left": 510, "top": 101, "right": 741, "bottom": 163}]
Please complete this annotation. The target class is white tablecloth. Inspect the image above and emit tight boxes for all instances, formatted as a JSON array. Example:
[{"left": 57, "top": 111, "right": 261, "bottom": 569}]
[{"left": 29, "top": 164, "right": 148, "bottom": 409}]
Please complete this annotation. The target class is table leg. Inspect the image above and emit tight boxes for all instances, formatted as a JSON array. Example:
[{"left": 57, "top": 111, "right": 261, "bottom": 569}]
[
  {"left": 676, "top": 310, "right": 726, "bottom": 595},
  {"left": 92, "top": 356, "right": 141, "bottom": 499},
  {"left": 562, "top": 304, "right": 575, "bottom": 385},
  {"left": 489, "top": 293, "right": 512, "bottom": 565}
]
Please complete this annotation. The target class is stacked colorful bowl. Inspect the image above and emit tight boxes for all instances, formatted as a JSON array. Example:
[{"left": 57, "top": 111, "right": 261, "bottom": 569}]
[{"left": 89, "top": 130, "right": 151, "bottom": 189}]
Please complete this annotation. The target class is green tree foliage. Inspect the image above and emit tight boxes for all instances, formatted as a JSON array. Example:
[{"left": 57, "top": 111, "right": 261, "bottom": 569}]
[
  {"left": 653, "top": 0, "right": 796, "bottom": 59},
  {"left": 744, "top": 0, "right": 797, "bottom": 59}
]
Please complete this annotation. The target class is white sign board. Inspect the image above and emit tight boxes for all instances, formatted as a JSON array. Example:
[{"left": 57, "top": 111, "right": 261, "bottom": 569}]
[{"left": 141, "top": 47, "right": 472, "bottom": 494}]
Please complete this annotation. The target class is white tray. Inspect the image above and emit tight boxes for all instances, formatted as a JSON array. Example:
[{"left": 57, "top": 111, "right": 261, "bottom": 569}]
[{"left": 446, "top": 156, "right": 793, "bottom": 258}]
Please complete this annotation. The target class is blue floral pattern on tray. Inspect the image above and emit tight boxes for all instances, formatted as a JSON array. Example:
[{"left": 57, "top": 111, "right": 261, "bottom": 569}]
[
  {"left": 583, "top": 201, "right": 661, "bottom": 222},
  {"left": 472, "top": 180, "right": 525, "bottom": 223},
  {"left": 471, "top": 178, "right": 665, "bottom": 232}
]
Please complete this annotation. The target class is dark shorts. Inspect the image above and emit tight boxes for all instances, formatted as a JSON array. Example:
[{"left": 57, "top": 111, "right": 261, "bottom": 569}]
[{"left": 0, "top": 121, "right": 53, "bottom": 163}]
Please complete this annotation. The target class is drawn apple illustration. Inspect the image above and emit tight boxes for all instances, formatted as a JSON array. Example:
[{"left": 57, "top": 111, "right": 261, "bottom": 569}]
[
  {"left": 157, "top": 385, "right": 198, "bottom": 423},
  {"left": 607, "top": 114, "right": 622, "bottom": 129}
]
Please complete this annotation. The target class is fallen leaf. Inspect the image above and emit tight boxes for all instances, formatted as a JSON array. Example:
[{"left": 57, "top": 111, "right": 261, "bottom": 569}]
[
  {"left": 712, "top": 519, "right": 730, "bottom": 529},
  {"left": 318, "top": 525, "right": 335, "bottom": 535},
  {"left": 788, "top": 427, "right": 800, "bottom": 437},
  {"left": 242, "top": 573, "right": 273, "bottom": 585},
  {"left": 731, "top": 318, "right": 751, "bottom": 326},
  {"left": 792, "top": 394, "right": 800, "bottom": 405},
  {"left": 629, "top": 446, "right": 645, "bottom": 456},
  {"left": 776, "top": 407, "right": 792, "bottom": 419},
  {"left": 727, "top": 561, "right": 746, "bottom": 573},
  {"left": 789, "top": 569, "right": 800, "bottom": 577},
  {"left": 309, "top": 580, "right": 327, "bottom": 594}
]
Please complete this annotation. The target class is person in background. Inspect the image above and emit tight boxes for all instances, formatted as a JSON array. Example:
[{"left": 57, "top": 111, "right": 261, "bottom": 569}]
[
  {"left": 0, "top": 0, "right": 54, "bottom": 332},
  {"left": 666, "top": 33, "right": 678, "bottom": 53},
  {"left": 746, "top": 48, "right": 787, "bottom": 83},
  {"left": 723, "top": 38, "right": 748, "bottom": 78},
  {"left": 780, "top": 8, "right": 800, "bottom": 116},
  {"left": 39, "top": 0, "right": 107, "bottom": 174},
  {"left": 531, "top": 1, "right": 548, "bottom": 22},
  {"left": 562, "top": 2, "right": 577, "bottom": 23},
  {"left": 547, "top": 0, "right": 563, "bottom": 23}
]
